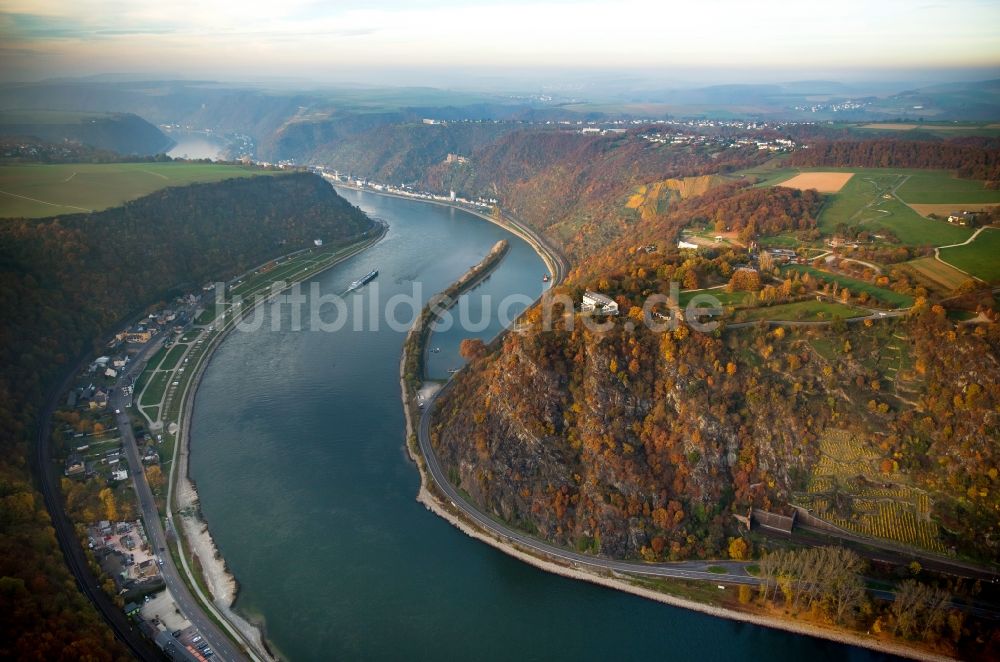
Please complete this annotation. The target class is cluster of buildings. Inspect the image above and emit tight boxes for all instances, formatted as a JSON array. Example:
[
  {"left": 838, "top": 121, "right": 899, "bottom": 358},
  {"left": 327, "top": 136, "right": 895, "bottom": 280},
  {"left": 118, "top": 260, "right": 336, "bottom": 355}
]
[
  {"left": 579, "top": 126, "right": 628, "bottom": 136},
  {"left": 109, "top": 304, "right": 193, "bottom": 352},
  {"left": 760, "top": 248, "right": 799, "bottom": 264},
  {"left": 641, "top": 131, "right": 796, "bottom": 152},
  {"left": 63, "top": 438, "right": 127, "bottom": 480},
  {"left": 316, "top": 169, "right": 499, "bottom": 210},
  {"left": 947, "top": 210, "right": 980, "bottom": 226},
  {"left": 67, "top": 380, "right": 114, "bottom": 410},
  {"left": 88, "top": 520, "right": 162, "bottom": 587},
  {"left": 792, "top": 99, "right": 871, "bottom": 114}
]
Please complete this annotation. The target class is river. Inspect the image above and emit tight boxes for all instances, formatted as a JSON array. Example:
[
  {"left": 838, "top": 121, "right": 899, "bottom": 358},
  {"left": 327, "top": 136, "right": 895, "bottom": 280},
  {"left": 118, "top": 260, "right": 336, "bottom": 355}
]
[
  {"left": 167, "top": 131, "right": 226, "bottom": 160},
  {"left": 189, "top": 189, "right": 884, "bottom": 661}
]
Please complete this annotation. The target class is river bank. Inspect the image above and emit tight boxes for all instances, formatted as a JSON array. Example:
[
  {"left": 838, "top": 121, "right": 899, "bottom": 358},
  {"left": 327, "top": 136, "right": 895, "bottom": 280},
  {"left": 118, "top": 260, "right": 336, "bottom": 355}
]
[
  {"left": 400, "top": 240, "right": 510, "bottom": 466},
  {"left": 409, "top": 484, "right": 952, "bottom": 662},
  {"left": 168, "top": 226, "right": 387, "bottom": 661}
]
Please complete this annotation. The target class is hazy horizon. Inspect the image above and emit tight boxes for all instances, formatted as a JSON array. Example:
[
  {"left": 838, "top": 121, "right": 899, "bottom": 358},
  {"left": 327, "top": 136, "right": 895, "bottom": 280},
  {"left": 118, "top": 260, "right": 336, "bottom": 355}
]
[{"left": 2, "top": 0, "right": 999, "bottom": 91}]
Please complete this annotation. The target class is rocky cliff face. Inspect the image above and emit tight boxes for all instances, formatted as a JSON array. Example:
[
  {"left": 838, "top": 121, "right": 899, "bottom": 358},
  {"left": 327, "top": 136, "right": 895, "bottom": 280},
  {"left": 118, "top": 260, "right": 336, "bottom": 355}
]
[{"left": 432, "top": 320, "right": 831, "bottom": 560}]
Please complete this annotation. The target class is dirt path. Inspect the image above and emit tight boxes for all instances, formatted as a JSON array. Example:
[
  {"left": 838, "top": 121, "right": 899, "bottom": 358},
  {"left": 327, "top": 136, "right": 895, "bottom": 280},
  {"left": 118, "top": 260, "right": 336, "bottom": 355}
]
[
  {"left": 933, "top": 226, "right": 988, "bottom": 281},
  {"left": 0, "top": 188, "right": 92, "bottom": 211}
]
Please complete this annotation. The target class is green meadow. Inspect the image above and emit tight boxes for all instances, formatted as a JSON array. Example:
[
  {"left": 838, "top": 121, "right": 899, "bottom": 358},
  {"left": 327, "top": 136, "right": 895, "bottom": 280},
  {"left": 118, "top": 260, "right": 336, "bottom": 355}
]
[
  {"left": 0, "top": 162, "right": 278, "bottom": 218},
  {"left": 737, "top": 300, "right": 864, "bottom": 322},
  {"left": 783, "top": 264, "right": 915, "bottom": 308},
  {"left": 939, "top": 228, "right": 1000, "bottom": 283},
  {"left": 896, "top": 172, "right": 1000, "bottom": 204}
]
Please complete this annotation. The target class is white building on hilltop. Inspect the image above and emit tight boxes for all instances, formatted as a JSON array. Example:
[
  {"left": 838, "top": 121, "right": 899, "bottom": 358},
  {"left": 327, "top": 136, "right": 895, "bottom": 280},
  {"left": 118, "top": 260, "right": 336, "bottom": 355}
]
[{"left": 581, "top": 291, "right": 619, "bottom": 315}]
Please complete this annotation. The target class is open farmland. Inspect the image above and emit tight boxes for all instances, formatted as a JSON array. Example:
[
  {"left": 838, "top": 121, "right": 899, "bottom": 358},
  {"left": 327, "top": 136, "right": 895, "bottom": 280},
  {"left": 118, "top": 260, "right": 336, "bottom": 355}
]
[
  {"left": 904, "top": 257, "right": 971, "bottom": 291},
  {"left": 939, "top": 228, "right": 1000, "bottom": 282},
  {"left": 811, "top": 170, "right": 974, "bottom": 245},
  {"left": 907, "top": 202, "right": 1000, "bottom": 217},
  {"left": 763, "top": 167, "right": 992, "bottom": 245},
  {"left": 0, "top": 162, "right": 278, "bottom": 218},
  {"left": 776, "top": 172, "right": 854, "bottom": 192},
  {"left": 896, "top": 172, "right": 1000, "bottom": 204}
]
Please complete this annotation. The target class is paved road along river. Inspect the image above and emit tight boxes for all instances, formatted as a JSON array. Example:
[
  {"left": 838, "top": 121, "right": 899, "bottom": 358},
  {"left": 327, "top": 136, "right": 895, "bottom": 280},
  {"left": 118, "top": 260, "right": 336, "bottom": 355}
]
[{"left": 189, "top": 188, "right": 884, "bottom": 661}]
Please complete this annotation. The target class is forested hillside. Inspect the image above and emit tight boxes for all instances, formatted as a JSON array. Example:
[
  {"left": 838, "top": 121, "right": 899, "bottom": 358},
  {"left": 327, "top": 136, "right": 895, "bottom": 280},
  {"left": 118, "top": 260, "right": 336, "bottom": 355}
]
[
  {"left": 0, "top": 173, "right": 372, "bottom": 657},
  {"left": 422, "top": 129, "right": 772, "bottom": 259},
  {"left": 267, "top": 116, "right": 516, "bottom": 181}
]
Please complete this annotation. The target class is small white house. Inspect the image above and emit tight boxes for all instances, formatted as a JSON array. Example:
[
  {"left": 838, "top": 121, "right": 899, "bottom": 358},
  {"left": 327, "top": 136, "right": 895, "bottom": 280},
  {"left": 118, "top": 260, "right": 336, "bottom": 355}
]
[
  {"left": 314, "top": 239, "right": 324, "bottom": 247},
  {"left": 581, "top": 291, "right": 619, "bottom": 315},
  {"left": 104, "top": 368, "right": 118, "bottom": 379},
  {"left": 112, "top": 469, "right": 128, "bottom": 482},
  {"left": 678, "top": 240, "right": 699, "bottom": 250}
]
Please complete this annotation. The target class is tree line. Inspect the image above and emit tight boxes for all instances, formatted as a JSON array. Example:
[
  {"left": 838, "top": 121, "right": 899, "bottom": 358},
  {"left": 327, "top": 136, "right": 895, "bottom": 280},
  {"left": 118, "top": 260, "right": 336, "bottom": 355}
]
[{"left": 789, "top": 138, "right": 1000, "bottom": 185}]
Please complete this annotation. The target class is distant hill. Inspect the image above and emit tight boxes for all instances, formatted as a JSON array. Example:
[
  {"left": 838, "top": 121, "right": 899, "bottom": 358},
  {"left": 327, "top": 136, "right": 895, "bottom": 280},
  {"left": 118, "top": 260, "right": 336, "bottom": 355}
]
[{"left": 0, "top": 110, "right": 173, "bottom": 155}]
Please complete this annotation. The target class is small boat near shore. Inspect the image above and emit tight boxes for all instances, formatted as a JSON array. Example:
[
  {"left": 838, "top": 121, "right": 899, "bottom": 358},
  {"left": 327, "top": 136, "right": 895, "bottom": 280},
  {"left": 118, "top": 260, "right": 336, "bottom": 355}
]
[{"left": 542, "top": 273, "right": 551, "bottom": 282}]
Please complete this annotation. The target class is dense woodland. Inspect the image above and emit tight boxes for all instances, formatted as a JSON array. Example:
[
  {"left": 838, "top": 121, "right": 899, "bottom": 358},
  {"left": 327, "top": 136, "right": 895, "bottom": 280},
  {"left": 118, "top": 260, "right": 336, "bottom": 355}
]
[
  {"left": 789, "top": 138, "right": 1000, "bottom": 185},
  {"left": 0, "top": 173, "right": 372, "bottom": 657}
]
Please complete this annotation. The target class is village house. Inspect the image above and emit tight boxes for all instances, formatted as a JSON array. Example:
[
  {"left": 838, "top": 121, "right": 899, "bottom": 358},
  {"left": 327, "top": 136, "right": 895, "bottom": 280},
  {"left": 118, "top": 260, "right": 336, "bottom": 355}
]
[
  {"left": 126, "top": 328, "right": 152, "bottom": 344},
  {"left": 89, "top": 388, "right": 109, "bottom": 410},
  {"left": 65, "top": 453, "right": 86, "bottom": 477},
  {"left": 677, "top": 240, "right": 699, "bottom": 250},
  {"left": 947, "top": 211, "right": 977, "bottom": 226},
  {"left": 763, "top": 248, "right": 797, "bottom": 263},
  {"left": 581, "top": 291, "right": 619, "bottom": 315},
  {"left": 141, "top": 447, "right": 159, "bottom": 464}
]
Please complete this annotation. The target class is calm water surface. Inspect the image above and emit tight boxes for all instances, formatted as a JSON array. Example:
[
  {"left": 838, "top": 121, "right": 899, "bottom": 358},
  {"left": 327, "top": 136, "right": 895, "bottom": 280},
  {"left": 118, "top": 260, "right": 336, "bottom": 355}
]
[
  {"left": 167, "top": 132, "right": 225, "bottom": 160},
  {"left": 190, "top": 189, "right": 885, "bottom": 661}
]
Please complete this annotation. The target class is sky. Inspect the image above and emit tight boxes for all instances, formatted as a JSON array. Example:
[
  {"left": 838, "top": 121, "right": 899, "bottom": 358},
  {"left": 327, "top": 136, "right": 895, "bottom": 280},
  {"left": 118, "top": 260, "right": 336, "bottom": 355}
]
[{"left": 1, "top": 0, "right": 999, "bottom": 86}]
